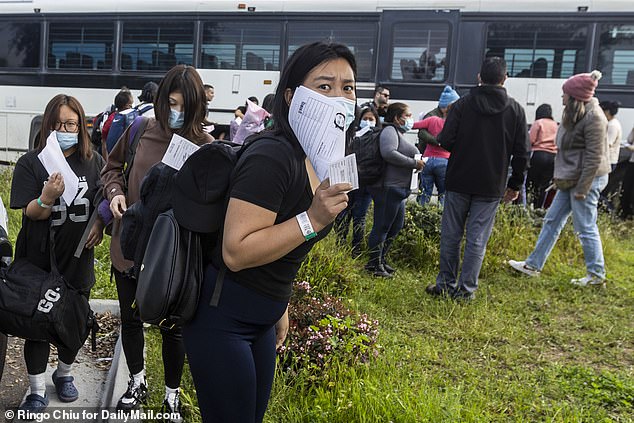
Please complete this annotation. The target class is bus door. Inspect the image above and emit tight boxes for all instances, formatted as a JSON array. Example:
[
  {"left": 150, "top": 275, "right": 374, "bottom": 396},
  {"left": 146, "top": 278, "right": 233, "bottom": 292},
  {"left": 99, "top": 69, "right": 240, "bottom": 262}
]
[{"left": 376, "top": 9, "right": 460, "bottom": 116}]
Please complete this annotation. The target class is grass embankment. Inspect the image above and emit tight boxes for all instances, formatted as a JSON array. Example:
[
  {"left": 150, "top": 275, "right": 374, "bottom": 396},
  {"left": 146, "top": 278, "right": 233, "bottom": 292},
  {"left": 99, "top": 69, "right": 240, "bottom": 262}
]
[{"left": 2, "top": 168, "right": 630, "bottom": 421}]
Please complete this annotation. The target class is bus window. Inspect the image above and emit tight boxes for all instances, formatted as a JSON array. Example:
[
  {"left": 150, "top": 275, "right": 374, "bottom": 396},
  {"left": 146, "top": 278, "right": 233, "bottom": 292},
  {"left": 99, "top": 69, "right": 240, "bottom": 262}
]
[
  {"left": 486, "top": 23, "right": 587, "bottom": 79},
  {"left": 598, "top": 24, "right": 634, "bottom": 86},
  {"left": 0, "top": 21, "right": 40, "bottom": 68},
  {"left": 121, "top": 21, "right": 194, "bottom": 71},
  {"left": 48, "top": 22, "right": 113, "bottom": 70},
  {"left": 201, "top": 22, "right": 281, "bottom": 71},
  {"left": 390, "top": 22, "right": 449, "bottom": 82},
  {"left": 287, "top": 21, "right": 378, "bottom": 81}
]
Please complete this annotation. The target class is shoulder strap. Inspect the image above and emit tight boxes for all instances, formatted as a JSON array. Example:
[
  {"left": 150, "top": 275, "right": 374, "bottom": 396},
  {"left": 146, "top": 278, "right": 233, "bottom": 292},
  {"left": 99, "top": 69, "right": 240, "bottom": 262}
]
[{"left": 123, "top": 116, "right": 148, "bottom": 189}]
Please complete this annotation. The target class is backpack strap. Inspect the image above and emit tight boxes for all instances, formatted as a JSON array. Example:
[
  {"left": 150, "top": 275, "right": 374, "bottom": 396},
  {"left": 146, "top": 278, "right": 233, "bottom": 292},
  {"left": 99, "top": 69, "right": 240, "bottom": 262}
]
[{"left": 123, "top": 116, "right": 148, "bottom": 190}]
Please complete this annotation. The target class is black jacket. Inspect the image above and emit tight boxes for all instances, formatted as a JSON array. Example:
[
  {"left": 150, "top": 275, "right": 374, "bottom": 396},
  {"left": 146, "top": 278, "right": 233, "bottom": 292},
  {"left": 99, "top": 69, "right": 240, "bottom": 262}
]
[{"left": 438, "top": 85, "right": 530, "bottom": 197}]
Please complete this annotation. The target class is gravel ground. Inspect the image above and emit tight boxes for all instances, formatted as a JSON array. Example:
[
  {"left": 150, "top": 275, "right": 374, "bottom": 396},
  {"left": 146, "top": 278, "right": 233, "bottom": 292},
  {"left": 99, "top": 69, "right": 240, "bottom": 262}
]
[{"left": 0, "top": 312, "right": 120, "bottom": 417}]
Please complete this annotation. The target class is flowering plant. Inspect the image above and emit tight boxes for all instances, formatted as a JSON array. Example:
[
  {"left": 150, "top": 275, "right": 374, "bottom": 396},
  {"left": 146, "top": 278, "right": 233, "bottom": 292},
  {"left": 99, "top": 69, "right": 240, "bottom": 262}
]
[{"left": 278, "top": 281, "right": 380, "bottom": 375}]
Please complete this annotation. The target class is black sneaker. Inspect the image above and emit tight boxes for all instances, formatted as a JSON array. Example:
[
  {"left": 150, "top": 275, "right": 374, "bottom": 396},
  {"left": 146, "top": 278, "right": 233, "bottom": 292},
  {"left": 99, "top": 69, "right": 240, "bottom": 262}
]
[
  {"left": 117, "top": 374, "right": 148, "bottom": 411},
  {"left": 425, "top": 283, "right": 450, "bottom": 297},
  {"left": 161, "top": 390, "right": 183, "bottom": 423},
  {"left": 365, "top": 263, "right": 393, "bottom": 278}
]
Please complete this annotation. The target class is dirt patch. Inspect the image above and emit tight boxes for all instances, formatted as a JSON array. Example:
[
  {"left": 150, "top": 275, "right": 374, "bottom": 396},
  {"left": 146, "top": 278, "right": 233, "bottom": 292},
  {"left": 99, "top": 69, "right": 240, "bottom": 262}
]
[
  {"left": 0, "top": 312, "right": 120, "bottom": 413},
  {"left": 0, "top": 336, "right": 27, "bottom": 413}
]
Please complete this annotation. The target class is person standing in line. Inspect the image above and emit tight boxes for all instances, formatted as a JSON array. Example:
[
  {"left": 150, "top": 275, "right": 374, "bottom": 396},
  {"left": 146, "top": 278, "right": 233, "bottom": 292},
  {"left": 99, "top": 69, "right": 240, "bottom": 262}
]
[
  {"left": 137, "top": 81, "right": 158, "bottom": 119},
  {"left": 334, "top": 105, "right": 380, "bottom": 257},
  {"left": 102, "top": 65, "right": 213, "bottom": 420},
  {"left": 361, "top": 85, "right": 390, "bottom": 121},
  {"left": 426, "top": 57, "right": 530, "bottom": 300},
  {"left": 365, "top": 102, "right": 425, "bottom": 277},
  {"left": 414, "top": 85, "right": 460, "bottom": 206},
  {"left": 182, "top": 41, "right": 354, "bottom": 423},
  {"left": 526, "top": 104, "right": 558, "bottom": 209},
  {"left": 619, "top": 126, "right": 634, "bottom": 219},
  {"left": 509, "top": 71, "right": 610, "bottom": 287},
  {"left": 600, "top": 100, "right": 622, "bottom": 173},
  {"left": 11, "top": 94, "right": 105, "bottom": 413}
]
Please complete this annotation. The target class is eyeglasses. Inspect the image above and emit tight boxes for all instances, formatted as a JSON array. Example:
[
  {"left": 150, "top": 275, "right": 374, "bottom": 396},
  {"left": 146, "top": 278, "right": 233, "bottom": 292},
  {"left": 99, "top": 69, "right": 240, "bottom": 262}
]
[{"left": 54, "top": 121, "right": 79, "bottom": 132}]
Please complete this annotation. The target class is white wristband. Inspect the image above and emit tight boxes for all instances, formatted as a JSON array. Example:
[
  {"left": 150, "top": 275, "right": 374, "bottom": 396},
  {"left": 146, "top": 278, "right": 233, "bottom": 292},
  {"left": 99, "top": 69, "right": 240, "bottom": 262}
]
[{"left": 296, "top": 211, "right": 317, "bottom": 241}]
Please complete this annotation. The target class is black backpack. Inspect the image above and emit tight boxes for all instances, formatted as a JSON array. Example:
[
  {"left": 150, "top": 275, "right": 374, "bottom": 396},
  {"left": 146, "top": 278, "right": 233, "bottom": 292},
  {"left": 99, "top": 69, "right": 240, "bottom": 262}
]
[
  {"left": 132, "top": 134, "right": 282, "bottom": 327},
  {"left": 120, "top": 162, "right": 176, "bottom": 277},
  {"left": 351, "top": 126, "right": 385, "bottom": 186}
]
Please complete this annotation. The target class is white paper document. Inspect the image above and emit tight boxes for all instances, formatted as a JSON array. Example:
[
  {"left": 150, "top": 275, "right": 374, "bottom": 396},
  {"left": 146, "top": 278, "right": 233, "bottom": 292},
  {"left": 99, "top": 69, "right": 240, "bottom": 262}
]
[
  {"left": 288, "top": 86, "right": 348, "bottom": 181},
  {"left": 410, "top": 154, "right": 423, "bottom": 192},
  {"left": 161, "top": 134, "right": 200, "bottom": 170},
  {"left": 37, "top": 131, "right": 79, "bottom": 206},
  {"left": 0, "top": 197, "right": 8, "bottom": 235},
  {"left": 329, "top": 154, "right": 359, "bottom": 190}
]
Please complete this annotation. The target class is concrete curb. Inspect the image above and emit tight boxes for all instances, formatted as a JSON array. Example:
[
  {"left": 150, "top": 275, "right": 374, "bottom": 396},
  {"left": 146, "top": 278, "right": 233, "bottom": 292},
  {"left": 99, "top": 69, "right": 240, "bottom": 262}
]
[{"left": 17, "top": 299, "right": 123, "bottom": 422}]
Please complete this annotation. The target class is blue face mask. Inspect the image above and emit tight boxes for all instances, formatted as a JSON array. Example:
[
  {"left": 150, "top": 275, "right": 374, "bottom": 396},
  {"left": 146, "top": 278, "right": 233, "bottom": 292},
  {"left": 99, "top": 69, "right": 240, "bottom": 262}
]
[
  {"left": 335, "top": 97, "right": 356, "bottom": 131},
  {"left": 359, "top": 119, "right": 375, "bottom": 129},
  {"left": 400, "top": 117, "right": 414, "bottom": 132},
  {"left": 379, "top": 116, "right": 385, "bottom": 124},
  {"left": 169, "top": 108, "right": 185, "bottom": 129},
  {"left": 56, "top": 132, "right": 79, "bottom": 151}
]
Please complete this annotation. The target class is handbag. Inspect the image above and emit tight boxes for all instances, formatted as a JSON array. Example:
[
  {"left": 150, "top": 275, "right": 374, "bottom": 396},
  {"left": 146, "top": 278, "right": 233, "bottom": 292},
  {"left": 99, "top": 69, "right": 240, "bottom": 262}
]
[
  {"left": 0, "top": 223, "right": 99, "bottom": 352},
  {"left": 135, "top": 209, "right": 203, "bottom": 329}
]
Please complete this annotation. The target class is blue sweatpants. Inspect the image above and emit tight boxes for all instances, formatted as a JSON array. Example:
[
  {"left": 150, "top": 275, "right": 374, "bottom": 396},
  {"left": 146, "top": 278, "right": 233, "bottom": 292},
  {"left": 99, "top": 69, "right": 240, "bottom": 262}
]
[{"left": 183, "top": 265, "right": 287, "bottom": 423}]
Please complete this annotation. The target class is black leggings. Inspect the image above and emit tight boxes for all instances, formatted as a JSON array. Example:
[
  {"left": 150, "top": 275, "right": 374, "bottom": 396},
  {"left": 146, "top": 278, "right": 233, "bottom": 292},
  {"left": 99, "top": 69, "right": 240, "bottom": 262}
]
[
  {"left": 113, "top": 267, "right": 185, "bottom": 388},
  {"left": 527, "top": 150, "right": 555, "bottom": 209},
  {"left": 24, "top": 340, "right": 78, "bottom": 375},
  {"left": 621, "top": 162, "right": 634, "bottom": 219}
]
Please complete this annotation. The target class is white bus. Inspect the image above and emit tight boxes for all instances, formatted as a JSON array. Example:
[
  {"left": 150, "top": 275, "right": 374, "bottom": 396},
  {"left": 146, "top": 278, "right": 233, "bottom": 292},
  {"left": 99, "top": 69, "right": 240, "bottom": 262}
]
[{"left": 0, "top": 0, "right": 633, "bottom": 162}]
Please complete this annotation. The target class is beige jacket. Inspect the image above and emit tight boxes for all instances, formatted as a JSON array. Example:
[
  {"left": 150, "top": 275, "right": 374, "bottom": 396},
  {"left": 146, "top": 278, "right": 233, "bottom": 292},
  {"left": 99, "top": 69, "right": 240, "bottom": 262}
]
[{"left": 553, "top": 98, "right": 610, "bottom": 195}]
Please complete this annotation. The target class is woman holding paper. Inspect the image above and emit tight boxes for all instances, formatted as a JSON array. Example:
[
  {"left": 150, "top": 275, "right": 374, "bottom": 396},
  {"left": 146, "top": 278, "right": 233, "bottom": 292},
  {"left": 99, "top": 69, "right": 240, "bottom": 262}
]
[
  {"left": 183, "top": 41, "right": 354, "bottom": 422},
  {"left": 365, "top": 102, "right": 425, "bottom": 277},
  {"left": 10, "top": 94, "right": 105, "bottom": 413},
  {"left": 101, "top": 64, "right": 212, "bottom": 419}
]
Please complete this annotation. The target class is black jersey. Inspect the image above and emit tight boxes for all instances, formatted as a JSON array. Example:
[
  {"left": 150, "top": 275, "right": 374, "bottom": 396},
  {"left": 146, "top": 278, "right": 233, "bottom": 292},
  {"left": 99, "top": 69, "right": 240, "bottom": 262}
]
[{"left": 10, "top": 150, "right": 105, "bottom": 292}]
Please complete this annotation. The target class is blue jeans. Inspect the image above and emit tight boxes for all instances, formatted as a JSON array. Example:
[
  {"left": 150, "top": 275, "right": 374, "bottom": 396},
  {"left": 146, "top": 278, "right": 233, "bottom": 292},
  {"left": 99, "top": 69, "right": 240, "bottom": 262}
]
[
  {"left": 525, "top": 174, "right": 608, "bottom": 279},
  {"left": 419, "top": 157, "right": 448, "bottom": 206},
  {"left": 435, "top": 191, "right": 500, "bottom": 296},
  {"left": 367, "top": 186, "right": 410, "bottom": 266}
]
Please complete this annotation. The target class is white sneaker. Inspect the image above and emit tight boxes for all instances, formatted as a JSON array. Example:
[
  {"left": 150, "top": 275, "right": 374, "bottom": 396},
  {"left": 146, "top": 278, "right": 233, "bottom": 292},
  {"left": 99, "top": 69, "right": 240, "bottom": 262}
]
[
  {"left": 508, "top": 260, "right": 541, "bottom": 277},
  {"left": 570, "top": 274, "right": 606, "bottom": 287}
]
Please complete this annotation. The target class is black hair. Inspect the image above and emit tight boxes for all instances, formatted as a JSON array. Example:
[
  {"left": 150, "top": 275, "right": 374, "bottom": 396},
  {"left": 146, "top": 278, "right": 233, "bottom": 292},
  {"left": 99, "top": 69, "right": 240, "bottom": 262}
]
[
  {"left": 535, "top": 103, "right": 553, "bottom": 121},
  {"left": 480, "top": 56, "right": 507, "bottom": 85},
  {"left": 599, "top": 100, "right": 620, "bottom": 116},
  {"left": 261, "top": 93, "right": 275, "bottom": 113},
  {"left": 247, "top": 96, "right": 259, "bottom": 106},
  {"left": 155, "top": 64, "right": 210, "bottom": 144},
  {"left": 384, "top": 102, "right": 409, "bottom": 125},
  {"left": 138, "top": 81, "right": 158, "bottom": 103},
  {"left": 271, "top": 41, "right": 357, "bottom": 151},
  {"left": 114, "top": 90, "right": 133, "bottom": 110},
  {"left": 237, "top": 105, "right": 247, "bottom": 115},
  {"left": 374, "top": 85, "right": 389, "bottom": 95},
  {"left": 356, "top": 105, "right": 381, "bottom": 130},
  {"left": 203, "top": 84, "right": 214, "bottom": 90}
]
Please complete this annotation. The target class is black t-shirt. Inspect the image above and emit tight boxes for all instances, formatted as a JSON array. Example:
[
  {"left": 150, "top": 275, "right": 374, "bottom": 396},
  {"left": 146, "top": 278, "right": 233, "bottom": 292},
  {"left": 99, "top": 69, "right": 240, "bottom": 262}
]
[
  {"left": 219, "top": 137, "right": 332, "bottom": 301},
  {"left": 10, "top": 150, "right": 105, "bottom": 292}
]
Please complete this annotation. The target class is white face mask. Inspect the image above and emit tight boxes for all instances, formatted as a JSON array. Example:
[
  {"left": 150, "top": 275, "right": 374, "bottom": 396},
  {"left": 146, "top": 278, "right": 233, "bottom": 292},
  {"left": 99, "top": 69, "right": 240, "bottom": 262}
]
[
  {"left": 334, "top": 96, "right": 356, "bottom": 131},
  {"left": 359, "top": 119, "right": 376, "bottom": 129}
]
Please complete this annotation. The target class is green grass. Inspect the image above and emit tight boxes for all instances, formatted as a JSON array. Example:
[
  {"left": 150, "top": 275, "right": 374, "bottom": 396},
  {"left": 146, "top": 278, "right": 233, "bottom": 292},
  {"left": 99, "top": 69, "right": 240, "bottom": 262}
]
[
  {"left": 146, "top": 201, "right": 633, "bottom": 422},
  {"left": 2, "top": 167, "right": 631, "bottom": 421}
]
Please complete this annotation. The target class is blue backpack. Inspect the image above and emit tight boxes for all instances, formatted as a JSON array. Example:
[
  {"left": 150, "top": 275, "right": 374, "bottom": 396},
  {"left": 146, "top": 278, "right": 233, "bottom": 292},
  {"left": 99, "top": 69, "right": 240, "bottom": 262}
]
[{"left": 105, "top": 104, "right": 153, "bottom": 153}]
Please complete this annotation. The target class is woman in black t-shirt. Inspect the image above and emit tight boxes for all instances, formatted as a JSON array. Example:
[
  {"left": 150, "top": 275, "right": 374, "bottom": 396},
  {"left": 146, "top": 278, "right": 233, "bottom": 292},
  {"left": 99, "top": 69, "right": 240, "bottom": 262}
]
[
  {"left": 10, "top": 94, "right": 105, "bottom": 413},
  {"left": 183, "top": 42, "right": 355, "bottom": 422}
]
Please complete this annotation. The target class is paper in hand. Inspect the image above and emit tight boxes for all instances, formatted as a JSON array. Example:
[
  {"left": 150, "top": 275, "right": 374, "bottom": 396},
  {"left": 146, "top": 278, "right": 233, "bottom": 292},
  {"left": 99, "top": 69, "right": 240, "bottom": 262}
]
[
  {"left": 288, "top": 86, "right": 347, "bottom": 181},
  {"left": 161, "top": 134, "right": 200, "bottom": 170},
  {"left": 37, "top": 131, "right": 79, "bottom": 206},
  {"left": 329, "top": 154, "right": 359, "bottom": 190}
]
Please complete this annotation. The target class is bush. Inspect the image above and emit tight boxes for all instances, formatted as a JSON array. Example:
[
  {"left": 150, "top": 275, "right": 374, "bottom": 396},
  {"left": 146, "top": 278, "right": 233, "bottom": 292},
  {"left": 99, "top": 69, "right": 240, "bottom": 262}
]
[
  {"left": 278, "top": 281, "right": 380, "bottom": 380},
  {"left": 389, "top": 202, "right": 442, "bottom": 270}
]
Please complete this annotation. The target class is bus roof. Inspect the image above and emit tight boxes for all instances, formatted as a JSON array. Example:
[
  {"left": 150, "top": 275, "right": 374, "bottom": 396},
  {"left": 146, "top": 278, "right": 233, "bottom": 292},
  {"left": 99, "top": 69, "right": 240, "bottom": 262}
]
[{"left": 1, "top": 0, "right": 632, "bottom": 14}]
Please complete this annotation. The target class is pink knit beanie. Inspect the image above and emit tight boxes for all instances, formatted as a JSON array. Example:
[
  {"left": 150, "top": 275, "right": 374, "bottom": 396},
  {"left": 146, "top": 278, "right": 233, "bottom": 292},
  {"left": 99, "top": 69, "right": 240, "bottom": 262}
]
[{"left": 562, "top": 70, "right": 602, "bottom": 102}]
